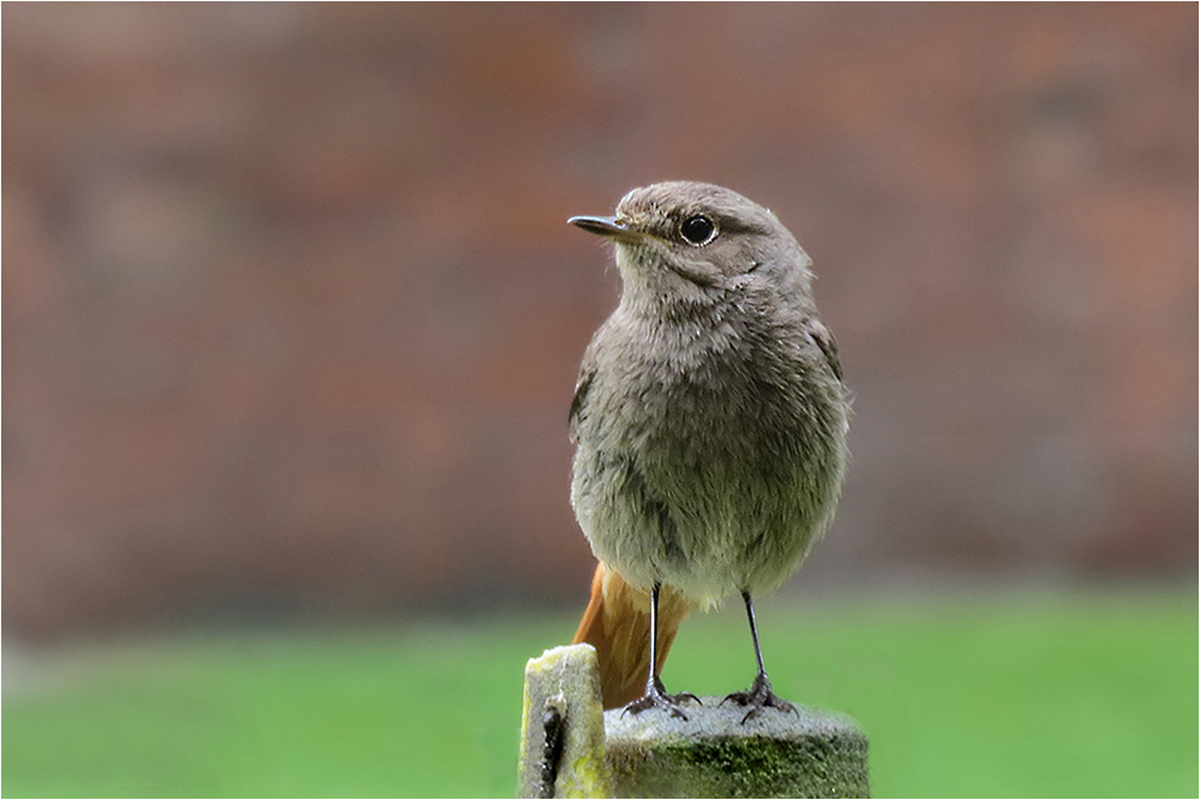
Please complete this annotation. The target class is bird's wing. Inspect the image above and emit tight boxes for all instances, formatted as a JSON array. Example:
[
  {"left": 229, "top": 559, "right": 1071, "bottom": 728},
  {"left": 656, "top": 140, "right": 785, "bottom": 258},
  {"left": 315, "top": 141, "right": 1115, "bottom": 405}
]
[
  {"left": 804, "top": 317, "right": 843, "bottom": 383},
  {"left": 568, "top": 350, "right": 596, "bottom": 444}
]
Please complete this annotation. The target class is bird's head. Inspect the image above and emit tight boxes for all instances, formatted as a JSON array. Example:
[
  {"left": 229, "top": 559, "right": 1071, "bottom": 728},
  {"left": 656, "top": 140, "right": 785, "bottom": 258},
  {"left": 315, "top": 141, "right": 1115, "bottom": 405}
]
[{"left": 569, "top": 181, "right": 814, "bottom": 309}]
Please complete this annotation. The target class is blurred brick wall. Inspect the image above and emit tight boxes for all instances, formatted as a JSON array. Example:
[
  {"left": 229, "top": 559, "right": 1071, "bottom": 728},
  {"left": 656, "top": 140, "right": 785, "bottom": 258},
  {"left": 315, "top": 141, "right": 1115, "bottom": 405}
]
[{"left": 3, "top": 3, "right": 1196, "bottom": 639}]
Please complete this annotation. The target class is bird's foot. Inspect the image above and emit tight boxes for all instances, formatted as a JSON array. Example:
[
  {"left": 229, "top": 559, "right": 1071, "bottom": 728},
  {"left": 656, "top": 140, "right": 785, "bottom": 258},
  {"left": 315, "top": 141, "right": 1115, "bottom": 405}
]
[
  {"left": 721, "top": 672, "right": 796, "bottom": 723},
  {"left": 623, "top": 676, "right": 701, "bottom": 720}
]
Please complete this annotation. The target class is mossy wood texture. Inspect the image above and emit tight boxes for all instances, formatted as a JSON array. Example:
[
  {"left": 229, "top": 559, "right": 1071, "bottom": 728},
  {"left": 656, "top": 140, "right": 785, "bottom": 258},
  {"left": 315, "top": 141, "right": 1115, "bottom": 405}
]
[{"left": 605, "top": 700, "right": 869, "bottom": 797}]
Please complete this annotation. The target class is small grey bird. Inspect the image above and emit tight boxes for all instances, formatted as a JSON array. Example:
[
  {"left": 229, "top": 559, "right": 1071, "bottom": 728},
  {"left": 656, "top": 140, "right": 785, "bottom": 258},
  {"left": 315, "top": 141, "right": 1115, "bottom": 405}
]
[{"left": 568, "top": 181, "right": 850, "bottom": 722}]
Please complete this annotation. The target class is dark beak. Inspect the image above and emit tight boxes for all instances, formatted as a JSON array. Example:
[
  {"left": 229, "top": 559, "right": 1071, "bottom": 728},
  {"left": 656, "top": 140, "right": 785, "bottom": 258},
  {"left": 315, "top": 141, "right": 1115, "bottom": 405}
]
[{"left": 568, "top": 215, "right": 643, "bottom": 242}]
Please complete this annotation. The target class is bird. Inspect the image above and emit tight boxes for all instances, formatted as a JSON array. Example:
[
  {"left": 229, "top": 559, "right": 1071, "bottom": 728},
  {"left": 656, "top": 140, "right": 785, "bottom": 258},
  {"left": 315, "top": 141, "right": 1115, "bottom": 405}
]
[{"left": 565, "top": 181, "right": 849, "bottom": 722}]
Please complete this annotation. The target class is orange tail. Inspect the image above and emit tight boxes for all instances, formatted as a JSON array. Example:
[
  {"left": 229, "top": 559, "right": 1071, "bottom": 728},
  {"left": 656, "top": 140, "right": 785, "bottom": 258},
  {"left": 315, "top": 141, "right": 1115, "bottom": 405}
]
[{"left": 572, "top": 561, "right": 696, "bottom": 709}]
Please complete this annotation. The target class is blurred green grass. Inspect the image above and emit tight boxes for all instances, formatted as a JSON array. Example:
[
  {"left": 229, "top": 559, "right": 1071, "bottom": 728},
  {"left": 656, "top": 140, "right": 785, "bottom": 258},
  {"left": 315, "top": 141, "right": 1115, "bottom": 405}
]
[{"left": 3, "top": 587, "right": 1196, "bottom": 798}]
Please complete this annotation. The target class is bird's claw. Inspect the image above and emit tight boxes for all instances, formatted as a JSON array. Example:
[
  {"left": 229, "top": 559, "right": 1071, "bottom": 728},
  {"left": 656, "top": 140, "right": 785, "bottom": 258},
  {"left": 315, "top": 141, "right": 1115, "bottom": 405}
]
[
  {"left": 623, "top": 677, "right": 702, "bottom": 720},
  {"left": 720, "top": 673, "right": 797, "bottom": 723}
]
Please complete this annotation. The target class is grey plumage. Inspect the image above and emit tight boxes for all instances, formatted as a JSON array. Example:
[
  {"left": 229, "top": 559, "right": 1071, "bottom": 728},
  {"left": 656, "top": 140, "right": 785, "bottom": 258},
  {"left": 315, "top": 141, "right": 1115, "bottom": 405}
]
[{"left": 569, "top": 181, "right": 850, "bottom": 609}]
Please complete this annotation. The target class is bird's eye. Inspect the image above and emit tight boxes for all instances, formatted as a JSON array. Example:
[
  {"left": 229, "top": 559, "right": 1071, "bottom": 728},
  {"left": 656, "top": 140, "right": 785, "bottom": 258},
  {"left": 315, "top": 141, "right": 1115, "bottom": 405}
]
[{"left": 680, "top": 215, "right": 717, "bottom": 246}]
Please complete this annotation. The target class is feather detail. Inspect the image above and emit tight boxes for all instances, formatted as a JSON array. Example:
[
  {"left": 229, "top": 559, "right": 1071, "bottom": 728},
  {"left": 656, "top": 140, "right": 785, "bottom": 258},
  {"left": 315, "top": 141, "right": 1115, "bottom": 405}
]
[{"left": 571, "top": 561, "right": 695, "bottom": 709}]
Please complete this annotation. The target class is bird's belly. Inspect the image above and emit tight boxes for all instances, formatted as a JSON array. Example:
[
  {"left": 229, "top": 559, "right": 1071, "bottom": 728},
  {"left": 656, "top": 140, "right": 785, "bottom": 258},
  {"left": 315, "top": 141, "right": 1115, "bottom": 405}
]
[
  {"left": 570, "top": 333, "right": 848, "bottom": 606},
  {"left": 571, "top": 423, "right": 841, "bottom": 606}
]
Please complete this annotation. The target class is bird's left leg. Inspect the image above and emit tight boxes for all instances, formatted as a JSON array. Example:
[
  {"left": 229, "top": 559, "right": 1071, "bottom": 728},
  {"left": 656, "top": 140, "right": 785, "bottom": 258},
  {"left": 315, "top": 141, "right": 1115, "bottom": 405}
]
[{"left": 721, "top": 590, "right": 797, "bottom": 723}]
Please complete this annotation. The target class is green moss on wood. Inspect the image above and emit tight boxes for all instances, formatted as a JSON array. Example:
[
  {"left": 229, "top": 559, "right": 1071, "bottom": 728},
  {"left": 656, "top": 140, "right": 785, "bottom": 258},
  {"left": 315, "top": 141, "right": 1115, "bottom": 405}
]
[{"left": 605, "top": 699, "right": 869, "bottom": 798}]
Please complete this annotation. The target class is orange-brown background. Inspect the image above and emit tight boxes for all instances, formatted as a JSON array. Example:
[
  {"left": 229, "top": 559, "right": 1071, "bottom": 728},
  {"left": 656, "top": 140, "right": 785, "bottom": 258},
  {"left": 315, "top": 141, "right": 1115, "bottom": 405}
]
[{"left": 4, "top": 3, "right": 1196, "bottom": 640}]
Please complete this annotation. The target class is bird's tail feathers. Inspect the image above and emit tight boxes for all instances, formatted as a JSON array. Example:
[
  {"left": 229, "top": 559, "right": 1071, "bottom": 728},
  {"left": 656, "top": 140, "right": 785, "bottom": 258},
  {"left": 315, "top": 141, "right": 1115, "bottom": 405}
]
[{"left": 571, "top": 561, "right": 695, "bottom": 709}]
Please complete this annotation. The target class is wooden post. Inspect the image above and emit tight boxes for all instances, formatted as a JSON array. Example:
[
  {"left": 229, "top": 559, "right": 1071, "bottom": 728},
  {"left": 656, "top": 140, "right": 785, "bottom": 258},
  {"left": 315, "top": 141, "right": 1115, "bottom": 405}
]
[{"left": 520, "top": 644, "right": 869, "bottom": 798}]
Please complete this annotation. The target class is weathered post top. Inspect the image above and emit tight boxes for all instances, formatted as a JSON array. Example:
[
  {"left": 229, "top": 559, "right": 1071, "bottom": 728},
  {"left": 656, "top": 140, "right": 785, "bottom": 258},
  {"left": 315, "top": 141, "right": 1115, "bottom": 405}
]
[{"left": 519, "top": 644, "right": 869, "bottom": 798}]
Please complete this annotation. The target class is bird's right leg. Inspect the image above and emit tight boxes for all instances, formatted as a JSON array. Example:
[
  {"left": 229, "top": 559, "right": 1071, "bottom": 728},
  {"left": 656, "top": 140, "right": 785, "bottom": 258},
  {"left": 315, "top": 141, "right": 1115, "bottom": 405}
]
[{"left": 623, "top": 582, "right": 700, "bottom": 720}]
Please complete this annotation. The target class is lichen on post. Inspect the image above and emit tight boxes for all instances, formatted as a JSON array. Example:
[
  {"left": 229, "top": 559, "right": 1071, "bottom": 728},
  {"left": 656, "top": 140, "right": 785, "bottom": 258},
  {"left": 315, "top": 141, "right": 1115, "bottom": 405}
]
[{"left": 518, "top": 644, "right": 612, "bottom": 798}]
